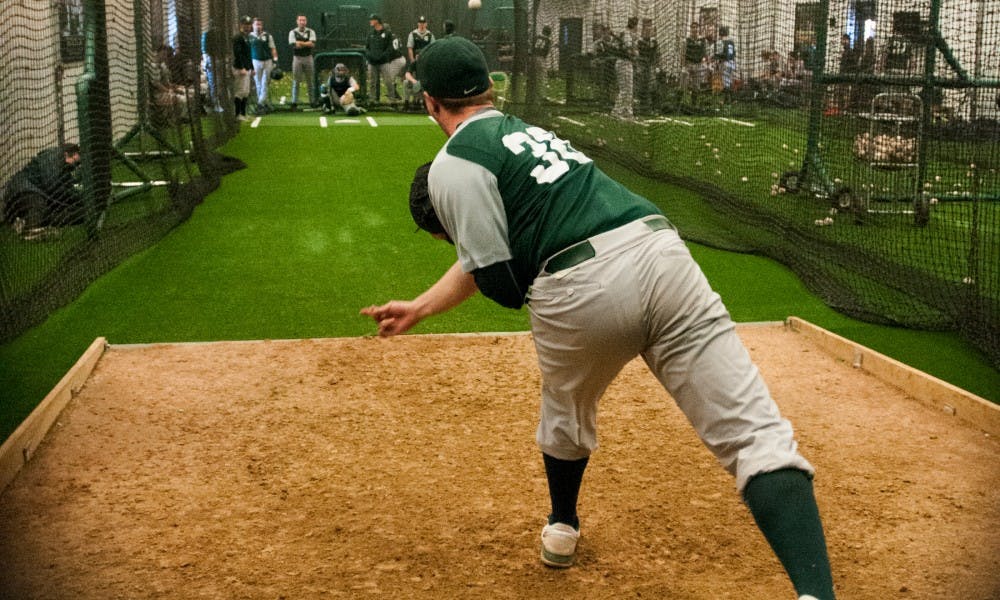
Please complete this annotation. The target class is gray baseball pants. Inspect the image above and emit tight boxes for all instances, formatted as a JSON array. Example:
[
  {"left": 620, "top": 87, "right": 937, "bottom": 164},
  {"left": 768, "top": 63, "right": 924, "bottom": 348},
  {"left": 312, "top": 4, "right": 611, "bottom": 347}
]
[{"left": 527, "top": 216, "right": 813, "bottom": 492}]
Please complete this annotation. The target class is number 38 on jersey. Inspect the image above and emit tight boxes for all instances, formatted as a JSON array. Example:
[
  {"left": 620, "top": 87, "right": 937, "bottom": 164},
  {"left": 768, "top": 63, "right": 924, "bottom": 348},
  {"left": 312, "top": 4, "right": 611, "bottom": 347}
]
[{"left": 502, "top": 126, "right": 592, "bottom": 185}]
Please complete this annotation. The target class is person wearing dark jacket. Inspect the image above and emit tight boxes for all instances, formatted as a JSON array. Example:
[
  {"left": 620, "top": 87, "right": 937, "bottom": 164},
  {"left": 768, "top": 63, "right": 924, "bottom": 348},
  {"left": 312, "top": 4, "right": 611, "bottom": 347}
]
[
  {"left": 232, "top": 15, "right": 254, "bottom": 120},
  {"left": 365, "top": 14, "right": 406, "bottom": 103},
  {"left": 201, "top": 20, "right": 226, "bottom": 111},
  {"left": 2, "top": 143, "right": 84, "bottom": 239}
]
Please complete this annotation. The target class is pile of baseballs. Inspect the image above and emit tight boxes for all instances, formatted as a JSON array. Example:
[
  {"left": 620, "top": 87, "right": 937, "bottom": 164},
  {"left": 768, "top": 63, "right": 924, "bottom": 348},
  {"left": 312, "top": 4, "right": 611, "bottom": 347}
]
[{"left": 853, "top": 132, "right": 917, "bottom": 163}]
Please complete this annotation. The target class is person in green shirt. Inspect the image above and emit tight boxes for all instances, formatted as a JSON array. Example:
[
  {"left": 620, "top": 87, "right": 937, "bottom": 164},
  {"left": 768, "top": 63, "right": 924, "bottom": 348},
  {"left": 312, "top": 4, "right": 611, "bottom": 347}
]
[{"left": 250, "top": 17, "right": 278, "bottom": 114}]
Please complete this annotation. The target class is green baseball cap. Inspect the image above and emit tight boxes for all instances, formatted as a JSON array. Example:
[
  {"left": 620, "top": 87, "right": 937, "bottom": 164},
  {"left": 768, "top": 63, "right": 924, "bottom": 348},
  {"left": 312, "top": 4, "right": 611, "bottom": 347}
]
[{"left": 416, "top": 36, "right": 491, "bottom": 100}]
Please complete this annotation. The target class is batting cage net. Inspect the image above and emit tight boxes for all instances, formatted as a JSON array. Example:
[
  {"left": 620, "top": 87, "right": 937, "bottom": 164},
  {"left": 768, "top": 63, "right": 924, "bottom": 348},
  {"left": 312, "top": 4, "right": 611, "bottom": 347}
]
[
  {"left": 0, "top": 0, "right": 242, "bottom": 343},
  {"left": 2, "top": 0, "right": 998, "bottom": 368},
  {"left": 485, "top": 0, "right": 998, "bottom": 367}
]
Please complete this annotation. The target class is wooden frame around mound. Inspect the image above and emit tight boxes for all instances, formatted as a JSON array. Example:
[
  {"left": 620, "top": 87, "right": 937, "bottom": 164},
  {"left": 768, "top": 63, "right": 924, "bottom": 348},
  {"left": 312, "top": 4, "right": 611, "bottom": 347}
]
[
  {"left": 785, "top": 317, "right": 999, "bottom": 438},
  {"left": 0, "top": 337, "right": 107, "bottom": 492},
  {"left": 2, "top": 321, "right": 996, "bottom": 493}
]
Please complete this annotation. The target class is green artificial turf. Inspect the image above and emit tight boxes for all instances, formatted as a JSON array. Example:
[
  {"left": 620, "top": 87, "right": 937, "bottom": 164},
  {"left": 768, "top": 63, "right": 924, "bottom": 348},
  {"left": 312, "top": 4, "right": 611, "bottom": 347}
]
[
  {"left": 550, "top": 111, "right": 999, "bottom": 313},
  {"left": 1, "top": 112, "right": 996, "bottom": 443}
]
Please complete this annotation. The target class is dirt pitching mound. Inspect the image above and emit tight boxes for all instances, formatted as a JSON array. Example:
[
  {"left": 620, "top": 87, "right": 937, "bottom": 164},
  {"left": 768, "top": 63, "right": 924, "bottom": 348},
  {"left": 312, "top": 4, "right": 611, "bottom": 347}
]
[{"left": 1, "top": 326, "right": 997, "bottom": 599}]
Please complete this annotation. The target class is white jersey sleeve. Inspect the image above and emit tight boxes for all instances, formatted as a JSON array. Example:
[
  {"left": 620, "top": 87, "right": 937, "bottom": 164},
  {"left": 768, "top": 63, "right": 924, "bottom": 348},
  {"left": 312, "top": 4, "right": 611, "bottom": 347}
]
[{"left": 428, "top": 149, "right": 512, "bottom": 273}]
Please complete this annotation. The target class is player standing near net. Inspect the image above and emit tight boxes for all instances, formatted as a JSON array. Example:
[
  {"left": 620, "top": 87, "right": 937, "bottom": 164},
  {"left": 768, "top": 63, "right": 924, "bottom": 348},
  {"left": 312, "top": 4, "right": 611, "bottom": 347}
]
[
  {"left": 288, "top": 14, "right": 317, "bottom": 110},
  {"left": 405, "top": 16, "right": 435, "bottom": 111},
  {"left": 612, "top": 17, "right": 639, "bottom": 120},
  {"left": 365, "top": 14, "right": 406, "bottom": 105},
  {"left": 231, "top": 16, "right": 253, "bottom": 121},
  {"left": 361, "top": 36, "right": 835, "bottom": 600},
  {"left": 249, "top": 17, "right": 278, "bottom": 114}
]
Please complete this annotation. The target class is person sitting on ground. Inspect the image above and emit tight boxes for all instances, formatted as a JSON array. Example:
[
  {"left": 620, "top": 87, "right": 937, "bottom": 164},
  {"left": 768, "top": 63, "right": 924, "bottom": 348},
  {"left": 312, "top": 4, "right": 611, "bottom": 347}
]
[
  {"left": 320, "top": 63, "right": 364, "bottom": 115},
  {"left": 1, "top": 143, "right": 85, "bottom": 240},
  {"left": 151, "top": 44, "right": 189, "bottom": 123}
]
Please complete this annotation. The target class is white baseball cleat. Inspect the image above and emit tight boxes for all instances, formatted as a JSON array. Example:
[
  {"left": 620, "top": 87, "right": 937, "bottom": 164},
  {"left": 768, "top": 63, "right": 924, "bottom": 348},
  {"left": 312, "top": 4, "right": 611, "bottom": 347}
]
[{"left": 540, "top": 522, "right": 580, "bottom": 568}]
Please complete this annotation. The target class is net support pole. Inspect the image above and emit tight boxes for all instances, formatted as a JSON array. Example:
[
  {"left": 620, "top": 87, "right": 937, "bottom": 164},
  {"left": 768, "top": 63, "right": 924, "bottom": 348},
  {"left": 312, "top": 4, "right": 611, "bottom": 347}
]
[
  {"left": 800, "top": 0, "right": 833, "bottom": 194},
  {"left": 916, "top": 0, "right": 942, "bottom": 205},
  {"left": 180, "top": 0, "right": 209, "bottom": 174},
  {"left": 74, "top": 0, "right": 113, "bottom": 238},
  {"left": 114, "top": 0, "right": 183, "bottom": 163}
]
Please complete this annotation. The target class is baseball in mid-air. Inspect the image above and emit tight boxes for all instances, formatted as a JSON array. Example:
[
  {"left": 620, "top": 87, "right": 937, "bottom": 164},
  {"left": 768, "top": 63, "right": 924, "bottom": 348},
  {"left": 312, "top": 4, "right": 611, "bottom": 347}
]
[{"left": 468, "top": 0, "right": 482, "bottom": 9}]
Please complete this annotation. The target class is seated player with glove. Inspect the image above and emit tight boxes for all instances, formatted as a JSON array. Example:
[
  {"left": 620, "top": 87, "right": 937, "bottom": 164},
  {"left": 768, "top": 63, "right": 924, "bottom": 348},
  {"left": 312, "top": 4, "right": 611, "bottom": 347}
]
[{"left": 320, "top": 63, "right": 365, "bottom": 116}]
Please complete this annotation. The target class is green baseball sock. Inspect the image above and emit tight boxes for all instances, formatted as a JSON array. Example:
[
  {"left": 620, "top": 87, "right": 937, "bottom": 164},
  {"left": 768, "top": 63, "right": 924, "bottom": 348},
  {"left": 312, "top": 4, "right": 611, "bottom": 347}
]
[
  {"left": 743, "top": 468, "right": 835, "bottom": 600},
  {"left": 542, "top": 453, "right": 588, "bottom": 529}
]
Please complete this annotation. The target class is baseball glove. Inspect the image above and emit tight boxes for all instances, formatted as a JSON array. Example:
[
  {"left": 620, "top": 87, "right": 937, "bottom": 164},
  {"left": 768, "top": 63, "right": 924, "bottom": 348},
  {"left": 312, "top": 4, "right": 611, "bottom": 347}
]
[
  {"left": 409, "top": 162, "right": 446, "bottom": 235},
  {"left": 271, "top": 67, "right": 284, "bottom": 80},
  {"left": 340, "top": 90, "right": 354, "bottom": 106}
]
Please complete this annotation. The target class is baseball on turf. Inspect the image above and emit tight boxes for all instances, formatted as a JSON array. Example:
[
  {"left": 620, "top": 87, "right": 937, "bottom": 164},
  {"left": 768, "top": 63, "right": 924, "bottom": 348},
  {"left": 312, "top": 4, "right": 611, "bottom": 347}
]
[{"left": 468, "top": 0, "right": 482, "bottom": 9}]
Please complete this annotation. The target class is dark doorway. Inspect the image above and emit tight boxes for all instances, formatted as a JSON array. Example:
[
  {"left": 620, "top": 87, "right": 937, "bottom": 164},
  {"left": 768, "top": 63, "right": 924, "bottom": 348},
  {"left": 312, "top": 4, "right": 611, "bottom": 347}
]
[
  {"left": 558, "top": 17, "right": 582, "bottom": 73},
  {"left": 321, "top": 5, "right": 369, "bottom": 50}
]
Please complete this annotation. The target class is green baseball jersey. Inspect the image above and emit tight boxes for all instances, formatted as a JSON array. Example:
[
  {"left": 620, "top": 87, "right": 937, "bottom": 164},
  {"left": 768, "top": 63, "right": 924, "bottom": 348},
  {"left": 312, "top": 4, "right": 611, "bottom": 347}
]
[
  {"left": 249, "top": 31, "right": 275, "bottom": 61},
  {"left": 428, "top": 110, "right": 660, "bottom": 289}
]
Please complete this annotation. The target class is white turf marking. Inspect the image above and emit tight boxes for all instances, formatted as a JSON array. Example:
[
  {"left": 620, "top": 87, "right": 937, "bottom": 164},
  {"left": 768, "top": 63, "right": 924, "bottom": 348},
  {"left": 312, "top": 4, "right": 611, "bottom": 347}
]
[
  {"left": 718, "top": 117, "right": 755, "bottom": 127},
  {"left": 320, "top": 116, "right": 328, "bottom": 128},
  {"left": 250, "top": 117, "right": 262, "bottom": 128},
  {"left": 645, "top": 117, "right": 694, "bottom": 126},
  {"left": 122, "top": 149, "right": 189, "bottom": 157},
  {"left": 367, "top": 116, "right": 378, "bottom": 127},
  {"left": 336, "top": 119, "right": 361, "bottom": 124},
  {"left": 557, "top": 116, "right": 586, "bottom": 126}
]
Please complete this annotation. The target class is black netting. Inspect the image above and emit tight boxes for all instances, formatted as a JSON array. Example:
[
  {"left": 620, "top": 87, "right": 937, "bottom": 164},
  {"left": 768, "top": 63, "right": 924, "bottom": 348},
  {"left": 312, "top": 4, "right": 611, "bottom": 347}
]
[
  {"left": 1, "top": 0, "right": 242, "bottom": 342},
  {"left": 494, "top": 0, "right": 997, "bottom": 367},
  {"left": 3, "top": 0, "right": 998, "bottom": 368}
]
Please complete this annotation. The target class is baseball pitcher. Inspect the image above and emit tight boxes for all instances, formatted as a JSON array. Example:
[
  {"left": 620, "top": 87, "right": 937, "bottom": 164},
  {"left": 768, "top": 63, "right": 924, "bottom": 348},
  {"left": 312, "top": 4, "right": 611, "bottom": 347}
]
[{"left": 363, "top": 37, "right": 835, "bottom": 600}]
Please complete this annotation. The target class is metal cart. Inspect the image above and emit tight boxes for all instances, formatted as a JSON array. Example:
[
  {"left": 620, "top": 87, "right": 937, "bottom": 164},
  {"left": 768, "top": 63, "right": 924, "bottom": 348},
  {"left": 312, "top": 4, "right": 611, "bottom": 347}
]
[{"left": 842, "top": 92, "right": 926, "bottom": 223}]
